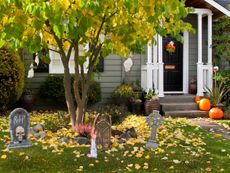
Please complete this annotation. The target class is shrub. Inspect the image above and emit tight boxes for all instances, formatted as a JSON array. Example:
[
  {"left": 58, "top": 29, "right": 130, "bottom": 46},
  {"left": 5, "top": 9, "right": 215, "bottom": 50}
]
[
  {"left": 0, "top": 46, "right": 25, "bottom": 111},
  {"left": 113, "top": 84, "right": 134, "bottom": 98},
  {"left": 40, "top": 75, "right": 101, "bottom": 105},
  {"left": 112, "top": 84, "right": 134, "bottom": 105},
  {"left": 213, "top": 70, "right": 230, "bottom": 106},
  {"left": 87, "top": 105, "right": 129, "bottom": 124}
]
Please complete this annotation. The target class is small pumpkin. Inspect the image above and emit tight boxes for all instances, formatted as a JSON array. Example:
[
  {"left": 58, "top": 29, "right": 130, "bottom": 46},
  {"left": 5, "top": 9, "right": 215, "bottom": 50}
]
[
  {"left": 199, "top": 98, "right": 211, "bottom": 111},
  {"left": 195, "top": 96, "right": 201, "bottom": 104},
  {"left": 209, "top": 107, "right": 224, "bottom": 119}
]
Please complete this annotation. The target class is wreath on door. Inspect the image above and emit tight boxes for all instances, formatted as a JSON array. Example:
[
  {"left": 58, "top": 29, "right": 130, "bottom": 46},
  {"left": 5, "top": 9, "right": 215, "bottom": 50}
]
[{"left": 166, "top": 41, "right": 176, "bottom": 54}]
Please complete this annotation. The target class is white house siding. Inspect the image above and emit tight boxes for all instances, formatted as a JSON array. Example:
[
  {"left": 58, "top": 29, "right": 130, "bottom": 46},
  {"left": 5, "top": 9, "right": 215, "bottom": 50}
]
[
  {"left": 25, "top": 52, "right": 143, "bottom": 103},
  {"left": 95, "top": 54, "right": 142, "bottom": 102}
]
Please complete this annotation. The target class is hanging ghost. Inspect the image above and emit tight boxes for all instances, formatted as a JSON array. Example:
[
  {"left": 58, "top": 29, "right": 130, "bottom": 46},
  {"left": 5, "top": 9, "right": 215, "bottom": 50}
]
[{"left": 123, "top": 54, "right": 133, "bottom": 72}]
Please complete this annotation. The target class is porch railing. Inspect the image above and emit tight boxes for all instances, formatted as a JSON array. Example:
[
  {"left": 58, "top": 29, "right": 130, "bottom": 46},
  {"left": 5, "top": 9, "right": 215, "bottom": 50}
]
[
  {"left": 197, "top": 63, "right": 213, "bottom": 96},
  {"left": 141, "top": 63, "right": 164, "bottom": 97}
]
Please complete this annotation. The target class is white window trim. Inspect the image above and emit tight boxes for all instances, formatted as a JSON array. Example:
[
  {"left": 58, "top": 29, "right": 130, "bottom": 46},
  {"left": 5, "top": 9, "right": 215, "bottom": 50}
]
[{"left": 49, "top": 46, "right": 89, "bottom": 74}]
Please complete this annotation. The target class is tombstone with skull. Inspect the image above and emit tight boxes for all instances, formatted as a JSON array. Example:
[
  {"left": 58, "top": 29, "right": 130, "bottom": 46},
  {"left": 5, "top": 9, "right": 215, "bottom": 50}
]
[
  {"left": 15, "top": 126, "right": 25, "bottom": 142},
  {"left": 8, "top": 108, "right": 31, "bottom": 149}
]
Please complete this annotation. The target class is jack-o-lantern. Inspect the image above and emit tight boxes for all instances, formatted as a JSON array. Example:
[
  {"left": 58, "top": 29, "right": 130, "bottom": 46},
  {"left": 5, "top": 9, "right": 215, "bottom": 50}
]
[
  {"left": 199, "top": 98, "right": 211, "bottom": 111},
  {"left": 209, "top": 107, "right": 224, "bottom": 119},
  {"left": 195, "top": 96, "right": 201, "bottom": 104}
]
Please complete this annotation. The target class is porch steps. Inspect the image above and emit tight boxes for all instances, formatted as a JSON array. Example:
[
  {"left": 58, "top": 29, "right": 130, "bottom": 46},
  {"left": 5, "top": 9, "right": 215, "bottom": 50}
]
[
  {"left": 160, "top": 95, "right": 209, "bottom": 118},
  {"left": 164, "top": 110, "right": 208, "bottom": 118}
]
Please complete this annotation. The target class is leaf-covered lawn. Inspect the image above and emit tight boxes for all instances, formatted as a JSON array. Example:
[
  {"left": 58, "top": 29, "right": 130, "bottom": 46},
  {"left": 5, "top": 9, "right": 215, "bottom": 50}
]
[
  {"left": 217, "top": 120, "right": 230, "bottom": 130},
  {"left": 0, "top": 112, "right": 230, "bottom": 173}
]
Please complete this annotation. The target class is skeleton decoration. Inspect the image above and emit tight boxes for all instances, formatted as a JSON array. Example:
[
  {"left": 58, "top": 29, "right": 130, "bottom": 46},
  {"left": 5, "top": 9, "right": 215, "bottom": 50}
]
[
  {"left": 15, "top": 126, "right": 25, "bottom": 142},
  {"left": 146, "top": 110, "right": 164, "bottom": 149},
  {"left": 8, "top": 108, "right": 31, "bottom": 149}
]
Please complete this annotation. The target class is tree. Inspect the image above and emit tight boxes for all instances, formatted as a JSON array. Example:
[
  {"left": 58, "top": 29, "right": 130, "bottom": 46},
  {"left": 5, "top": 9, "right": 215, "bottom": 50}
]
[
  {"left": 213, "top": 16, "right": 230, "bottom": 66},
  {"left": 0, "top": 0, "right": 193, "bottom": 128}
]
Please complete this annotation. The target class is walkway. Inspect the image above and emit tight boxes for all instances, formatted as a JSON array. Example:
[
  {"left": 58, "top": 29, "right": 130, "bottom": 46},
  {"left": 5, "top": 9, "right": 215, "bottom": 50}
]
[{"left": 189, "top": 118, "right": 230, "bottom": 140}]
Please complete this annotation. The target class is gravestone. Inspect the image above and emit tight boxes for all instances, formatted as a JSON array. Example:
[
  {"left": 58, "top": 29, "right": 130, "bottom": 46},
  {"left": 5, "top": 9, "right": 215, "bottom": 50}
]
[
  {"left": 94, "top": 114, "right": 112, "bottom": 149},
  {"left": 146, "top": 110, "right": 164, "bottom": 149},
  {"left": 8, "top": 108, "right": 31, "bottom": 149}
]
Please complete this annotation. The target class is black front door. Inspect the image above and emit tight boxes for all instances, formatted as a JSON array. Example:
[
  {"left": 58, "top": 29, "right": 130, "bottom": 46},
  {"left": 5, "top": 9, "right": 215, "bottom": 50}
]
[{"left": 163, "top": 37, "right": 183, "bottom": 91}]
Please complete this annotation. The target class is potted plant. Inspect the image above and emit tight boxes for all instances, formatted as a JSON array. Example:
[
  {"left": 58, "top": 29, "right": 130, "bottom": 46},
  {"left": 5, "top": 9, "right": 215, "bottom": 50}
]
[
  {"left": 206, "top": 81, "right": 230, "bottom": 109},
  {"left": 112, "top": 84, "right": 134, "bottom": 106},
  {"left": 206, "top": 66, "right": 230, "bottom": 109},
  {"left": 144, "top": 90, "right": 160, "bottom": 115}
]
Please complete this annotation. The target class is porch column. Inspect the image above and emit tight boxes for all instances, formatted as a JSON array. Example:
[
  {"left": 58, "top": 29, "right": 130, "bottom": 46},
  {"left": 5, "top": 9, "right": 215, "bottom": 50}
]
[
  {"left": 158, "top": 34, "right": 164, "bottom": 97},
  {"left": 146, "top": 41, "right": 153, "bottom": 91},
  {"left": 153, "top": 35, "right": 158, "bottom": 94},
  {"left": 197, "top": 13, "right": 204, "bottom": 96},
  {"left": 183, "top": 31, "right": 189, "bottom": 94},
  {"left": 207, "top": 13, "right": 213, "bottom": 90}
]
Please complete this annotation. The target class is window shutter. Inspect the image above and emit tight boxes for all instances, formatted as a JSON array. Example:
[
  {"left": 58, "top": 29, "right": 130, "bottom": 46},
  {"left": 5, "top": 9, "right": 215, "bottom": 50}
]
[{"left": 95, "top": 53, "right": 104, "bottom": 72}]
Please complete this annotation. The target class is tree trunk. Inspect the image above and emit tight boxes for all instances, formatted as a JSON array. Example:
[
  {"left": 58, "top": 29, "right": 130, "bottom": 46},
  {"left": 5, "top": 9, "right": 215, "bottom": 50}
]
[
  {"left": 63, "top": 66, "right": 76, "bottom": 128},
  {"left": 74, "top": 80, "right": 90, "bottom": 125}
]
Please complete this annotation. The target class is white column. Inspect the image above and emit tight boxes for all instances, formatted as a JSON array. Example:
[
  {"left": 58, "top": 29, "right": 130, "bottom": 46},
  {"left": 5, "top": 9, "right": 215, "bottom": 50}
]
[
  {"left": 153, "top": 35, "right": 158, "bottom": 93},
  {"left": 207, "top": 14, "right": 213, "bottom": 90},
  {"left": 157, "top": 34, "right": 164, "bottom": 97},
  {"left": 207, "top": 14, "right": 212, "bottom": 64},
  {"left": 147, "top": 41, "right": 153, "bottom": 63},
  {"left": 183, "top": 31, "right": 189, "bottom": 94},
  {"left": 197, "top": 13, "right": 203, "bottom": 64},
  {"left": 146, "top": 41, "right": 153, "bottom": 91},
  {"left": 153, "top": 35, "right": 158, "bottom": 64},
  {"left": 197, "top": 13, "right": 204, "bottom": 96}
]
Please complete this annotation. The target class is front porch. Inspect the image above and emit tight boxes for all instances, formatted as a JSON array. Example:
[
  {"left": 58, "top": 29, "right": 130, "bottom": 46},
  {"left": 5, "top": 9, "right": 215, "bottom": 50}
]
[
  {"left": 141, "top": 8, "right": 213, "bottom": 97},
  {"left": 159, "top": 94, "right": 209, "bottom": 118}
]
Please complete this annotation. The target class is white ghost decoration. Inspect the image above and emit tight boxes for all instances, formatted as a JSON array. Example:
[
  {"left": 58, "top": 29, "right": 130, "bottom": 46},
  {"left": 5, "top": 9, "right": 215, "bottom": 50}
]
[
  {"left": 27, "top": 63, "right": 34, "bottom": 78},
  {"left": 123, "top": 57, "right": 133, "bottom": 72},
  {"left": 99, "top": 34, "right": 105, "bottom": 43},
  {"left": 34, "top": 55, "right": 39, "bottom": 66}
]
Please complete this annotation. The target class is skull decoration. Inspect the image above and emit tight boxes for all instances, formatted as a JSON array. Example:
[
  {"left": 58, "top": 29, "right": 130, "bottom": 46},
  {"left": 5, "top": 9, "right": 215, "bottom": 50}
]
[{"left": 15, "top": 126, "right": 25, "bottom": 142}]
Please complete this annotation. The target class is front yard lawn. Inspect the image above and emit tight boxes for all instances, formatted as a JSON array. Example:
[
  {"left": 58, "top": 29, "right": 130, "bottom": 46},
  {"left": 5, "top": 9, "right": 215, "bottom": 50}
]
[{"left": 0, "top": 111, "right": 230, "bottom": 173}]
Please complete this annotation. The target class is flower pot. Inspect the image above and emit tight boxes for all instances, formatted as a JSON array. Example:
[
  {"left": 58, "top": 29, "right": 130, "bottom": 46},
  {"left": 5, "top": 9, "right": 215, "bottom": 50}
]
[
  {"left": 131, "top": 102, "right": 142, "bottom": 115},
  {"left": 189, "top": 79, "right": 197, "bottom": 94},
  {"left": 212, "top": 103, "right": 224, "bottom": 109},
  {"left": 144, "top": 99, "right": 160, "bottom": 116}
]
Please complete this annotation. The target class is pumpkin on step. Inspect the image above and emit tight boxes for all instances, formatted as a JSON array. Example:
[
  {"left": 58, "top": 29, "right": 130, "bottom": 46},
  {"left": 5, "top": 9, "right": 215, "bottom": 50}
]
[
  {"left": 199, "top": 98, "right": 211, "bottom": 111},
  {"left": 209, "top": 107, "right": 223, "bottom": 119},
  {"left": 195, "top": 96, "right": 201, "bottom": 104}
]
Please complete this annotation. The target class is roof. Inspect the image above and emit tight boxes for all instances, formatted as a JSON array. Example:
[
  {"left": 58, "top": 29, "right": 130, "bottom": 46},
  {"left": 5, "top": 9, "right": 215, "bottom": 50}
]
[{"left": 186, "top": 0, "right": 230, "bottom": 18}]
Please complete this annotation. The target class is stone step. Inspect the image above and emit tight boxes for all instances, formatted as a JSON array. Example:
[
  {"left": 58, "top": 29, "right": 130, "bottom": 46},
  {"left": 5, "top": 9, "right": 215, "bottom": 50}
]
[
  {"left": 164, "top": 110, "right": 208, "bottom": 118},
  {"left": 159, "top": 95, "right": 195, "bottom": 103},
  {"left": 161, "top": 102, "right": 198, "bottom": 111}
]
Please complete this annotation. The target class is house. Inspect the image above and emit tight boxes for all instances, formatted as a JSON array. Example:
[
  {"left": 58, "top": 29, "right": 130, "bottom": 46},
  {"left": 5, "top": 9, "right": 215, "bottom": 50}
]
[{"left": 26, "top": 0, "right": 230, "bottom": 103}]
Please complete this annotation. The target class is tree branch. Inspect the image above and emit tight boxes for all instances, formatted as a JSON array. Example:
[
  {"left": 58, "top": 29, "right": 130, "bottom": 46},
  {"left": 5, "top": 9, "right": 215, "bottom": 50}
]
[{"left": 48, "top": 47, "right": 60, "bottom": 54}]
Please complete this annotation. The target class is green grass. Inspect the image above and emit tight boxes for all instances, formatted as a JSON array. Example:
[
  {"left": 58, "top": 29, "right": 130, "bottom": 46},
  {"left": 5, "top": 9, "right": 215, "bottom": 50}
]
[
  {"left": 217, "top": 120, "right": 230, "bottom": 129},
  {"left": 0, "top": 115, "right": 230, "bottom": 173}
]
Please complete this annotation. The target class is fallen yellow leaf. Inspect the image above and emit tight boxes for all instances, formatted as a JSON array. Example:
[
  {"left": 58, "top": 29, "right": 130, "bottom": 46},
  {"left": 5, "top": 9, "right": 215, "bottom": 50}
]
[{"left": 1, "top": 154, "right": 7, "bottom": 159}]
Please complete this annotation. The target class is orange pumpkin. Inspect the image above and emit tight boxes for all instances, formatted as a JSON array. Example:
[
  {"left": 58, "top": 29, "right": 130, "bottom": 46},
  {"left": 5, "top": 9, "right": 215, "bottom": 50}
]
[
  {"left": 209, "top": 107, "right": 224, "bottom": 119},
  {"left": 195, "top": 96, "right": 201, "bottom": 104},
  {"left": 199, "top": 98, "right": 211, "bottom": 111}
]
